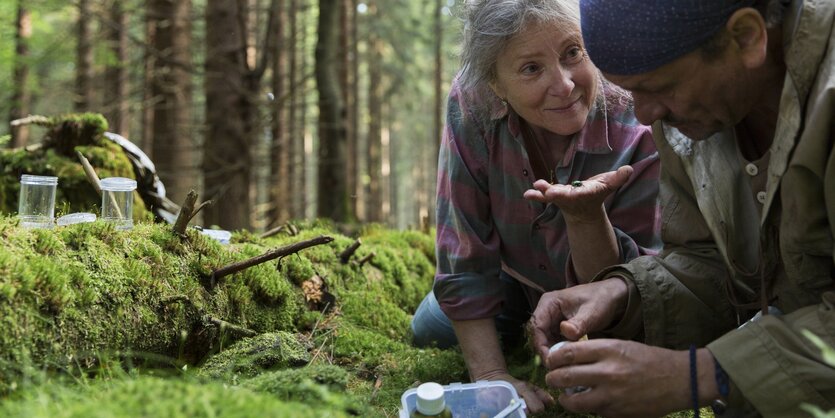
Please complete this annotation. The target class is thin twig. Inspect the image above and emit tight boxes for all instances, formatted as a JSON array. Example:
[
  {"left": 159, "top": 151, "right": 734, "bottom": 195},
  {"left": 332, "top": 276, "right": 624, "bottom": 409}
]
[
  {"left": 212, "top": 235, "right": 334, "bottom": 282},
  {"left": 11, "top": 115, "right": 51, "bottom": 127},
  {"left": 203, "top": 315, "right": 257, "bottom": 337},
  {"left": 186, "top": 200, "right": 213, "bottom": 225}
]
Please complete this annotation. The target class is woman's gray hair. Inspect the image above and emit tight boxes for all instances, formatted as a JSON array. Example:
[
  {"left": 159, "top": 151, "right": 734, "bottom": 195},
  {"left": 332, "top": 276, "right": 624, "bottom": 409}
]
[{"left": 457, "top": 0, "right": 583, "bottom": 115}]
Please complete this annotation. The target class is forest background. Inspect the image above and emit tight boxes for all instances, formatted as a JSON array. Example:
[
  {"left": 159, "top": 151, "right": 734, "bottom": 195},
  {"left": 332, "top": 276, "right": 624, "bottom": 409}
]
[{"left": 1, "top": 0, "right": 460, "bottom": 232}]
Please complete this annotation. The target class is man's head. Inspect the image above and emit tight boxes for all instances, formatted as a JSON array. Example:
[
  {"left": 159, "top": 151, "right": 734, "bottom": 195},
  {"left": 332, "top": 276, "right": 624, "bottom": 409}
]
[{"left": 580, "top": 0, "right": 789, "bottom": 140}]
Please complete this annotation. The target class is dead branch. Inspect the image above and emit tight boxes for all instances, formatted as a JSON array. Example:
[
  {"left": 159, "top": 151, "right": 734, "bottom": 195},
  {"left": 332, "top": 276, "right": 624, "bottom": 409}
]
[
  {"left": 172, "top": 190, "right": 199, "bottom": 237},
  {"left": 212, "top": 235, "right": 334, "bottom": 282},
  {"left": 11, "top": 115, "right": 51, "bottom": 127},
  {"left": 259, "top": 224, "right": 285, "bottom": 239},
  {"left": 203, "top": 315, "right": 257, "bottom": 337},
  {"left": 338, "top": 239, "right": 362, "bottom": 264},
  {"left": 354, "top": 252, "right": 376, "bottom": 268}
]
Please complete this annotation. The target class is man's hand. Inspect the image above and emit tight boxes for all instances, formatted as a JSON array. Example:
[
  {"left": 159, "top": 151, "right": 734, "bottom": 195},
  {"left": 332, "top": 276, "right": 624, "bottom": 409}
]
[
  {"left": 475, "top": 370, "right": 554, "bottom": 414},
  {"left": 529, "top": 278, "right": 629, "bottom": 361},
  {"left": 543, "top": 339, "right": 694, "bottom": 418}
]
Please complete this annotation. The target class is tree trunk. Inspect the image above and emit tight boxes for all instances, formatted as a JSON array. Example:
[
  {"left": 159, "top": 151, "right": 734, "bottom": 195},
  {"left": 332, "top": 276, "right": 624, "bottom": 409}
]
[
  {"left": 204, "top": 0, "right": 253, "bottom": 230},
  {"left": 149, "top": 0, "right": 195, "bottom": 205},
  {"left": 269, "top": 0, "right": 290, "bottom": 226},
  {"left": 340, "top": 0, "right": 357, "bottom": 218},
  {"left": 316, "top": 0, "right": 348, "bottom": 222},
  {"left": 142, "top": 12, "right": 157, "bottom": 154},
  {"left": 104, "top": 0, "right": 130, "bottom": 137},
  {"left": 366, "top": 1, "right": 383, "bottom": 223},
  {"left": 431, "top": 0, "right": 443, "bottom": 226},
  {"left": 10, "top": 2, "right": 31, "bottom": 148},
  {"left": 287, "top": 0, "right": 303, "bottom": 220},
  {"left": 75, "top": 0, "right": 94, "bottom": 112}
]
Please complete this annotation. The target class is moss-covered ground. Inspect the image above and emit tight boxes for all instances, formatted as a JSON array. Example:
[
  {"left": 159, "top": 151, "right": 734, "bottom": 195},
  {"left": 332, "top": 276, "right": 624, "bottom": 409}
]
[{"left": 0, "top": 115, "right": 703, "bottom": 417}]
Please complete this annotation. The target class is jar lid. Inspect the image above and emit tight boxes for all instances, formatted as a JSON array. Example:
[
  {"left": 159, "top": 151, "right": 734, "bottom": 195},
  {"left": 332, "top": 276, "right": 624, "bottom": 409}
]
[
  {"left": 57, "top": 212, "right": 97, "bottom": 226},
  {"left": 100, "top": 177, "right": 137, "bottom": 192},
  {"left": 415, "top": 382, "right": 445, "bottom": 415},
  {"left": 20, "top": 174, "right": 58, "bottom": 186}
]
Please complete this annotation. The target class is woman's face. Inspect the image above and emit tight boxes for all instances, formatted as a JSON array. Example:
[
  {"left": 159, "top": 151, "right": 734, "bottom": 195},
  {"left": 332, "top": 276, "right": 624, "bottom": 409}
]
[{"left": 490, "top": 21, "right": 597, "bottom": 137}]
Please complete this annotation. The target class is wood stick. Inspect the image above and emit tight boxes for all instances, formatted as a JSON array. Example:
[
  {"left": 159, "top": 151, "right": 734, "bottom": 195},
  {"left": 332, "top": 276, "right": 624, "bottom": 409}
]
[
  {"left": 338, "top": 238, "right": 362, "bottom": 264},
  {"left": 203, "top": 315, "right": 257, "bottom": 337},
  {"left": 172, "top": 190, "right": 199, "bottom": 236},
  {"left": 354, "top": 252, "right": 376, "bottom": 267},
  {"left": 186, "top": 200, "right": 212, "bottom": 225},
  {"left": 259, "top": 224, "right": 285, "bottom": 239},
  {"left": 212, "top": 235, "right": 334, "bottom": 281}
]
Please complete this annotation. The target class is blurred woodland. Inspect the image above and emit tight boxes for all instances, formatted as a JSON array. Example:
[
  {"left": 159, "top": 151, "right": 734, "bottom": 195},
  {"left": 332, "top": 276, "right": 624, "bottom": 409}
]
[{"left": 1, "top": 0, "right": 460, "bottom": 231}]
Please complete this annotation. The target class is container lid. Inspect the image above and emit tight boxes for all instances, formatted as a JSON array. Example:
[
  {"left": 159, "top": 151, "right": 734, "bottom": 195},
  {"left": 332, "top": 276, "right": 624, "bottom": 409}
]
[
  {"left": 57, "top": 212, "right": 97, "bottom": 226},
  {"left": 200, "top": 228, "right": 232, "bottom": 244},
  {"left": 100, "top": 177, "right": 137, "bottom": 192},
  {"left": 415, "top": 382, "right": 445, "bottom": 415},
  {"left": 20, "top": 174, "right": 58, "bottom": 186},
  {"left": 400, "top": 380, "right": 525, "bottom": 418}
]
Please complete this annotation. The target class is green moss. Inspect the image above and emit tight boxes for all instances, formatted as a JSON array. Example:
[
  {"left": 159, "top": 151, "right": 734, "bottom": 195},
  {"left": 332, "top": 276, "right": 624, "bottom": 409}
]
[
  {"left": 240, "top": 364, "right": 366, "bottom": 414},
  {"left": 198, "top": 332, "right": 311, "bottom": 380},
  {"left": 0, "top": 375, "right": 352, "bottom": 418}
]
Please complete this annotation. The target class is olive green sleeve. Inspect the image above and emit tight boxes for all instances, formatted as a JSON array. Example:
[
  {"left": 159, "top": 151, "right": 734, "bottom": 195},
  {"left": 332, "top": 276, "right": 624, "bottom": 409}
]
[{"left": 707, "top": 293, "right": 835, "bottom": 417}]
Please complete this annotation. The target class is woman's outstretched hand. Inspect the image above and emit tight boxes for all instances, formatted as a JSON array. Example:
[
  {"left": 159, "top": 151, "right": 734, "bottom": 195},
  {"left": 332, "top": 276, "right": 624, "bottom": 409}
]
[{"left": 523, "top": 165, "right": 633, "bottom": 223}]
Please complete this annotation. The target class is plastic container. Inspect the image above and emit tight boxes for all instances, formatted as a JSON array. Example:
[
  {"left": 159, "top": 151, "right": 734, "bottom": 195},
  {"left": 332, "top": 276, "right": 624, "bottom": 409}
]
[
  {"left": 100, "top": 177, "right": 137, "bottom": 230},
  {"left": 200, "top": 228, "right": 232, "bottom": 244},
  {"left": 18, "top": 174, "right": 58, "bottom": 229},
  {"left": 57, "top": 212, "right": 97, "bottom": 226},
  {"left": 400, "top": 381, "right": 526, "bottom": 418}
]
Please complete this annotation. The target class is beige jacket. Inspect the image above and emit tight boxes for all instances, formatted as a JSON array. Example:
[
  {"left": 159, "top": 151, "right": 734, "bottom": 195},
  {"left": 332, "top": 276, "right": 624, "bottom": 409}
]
[{"left": 597, "top": 0, "right": 835, "bottom": 416}]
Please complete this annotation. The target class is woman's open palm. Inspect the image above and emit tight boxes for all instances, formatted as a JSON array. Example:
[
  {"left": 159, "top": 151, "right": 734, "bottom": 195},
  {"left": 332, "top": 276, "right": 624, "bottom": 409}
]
[{"left": 523, "top": 165, "right": 632, "bottom": 222}]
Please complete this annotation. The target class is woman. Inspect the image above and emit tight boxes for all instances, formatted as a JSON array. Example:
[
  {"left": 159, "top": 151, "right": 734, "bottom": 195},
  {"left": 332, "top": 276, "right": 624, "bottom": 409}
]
[{"left": 410, "top": 0, "right": 662, "bottom": 413}]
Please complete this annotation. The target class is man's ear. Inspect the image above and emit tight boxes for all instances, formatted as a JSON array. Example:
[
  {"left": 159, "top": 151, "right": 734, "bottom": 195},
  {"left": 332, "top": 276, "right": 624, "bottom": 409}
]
[{"left": 726, "top": 7, "right": 768, "bottom": 69}]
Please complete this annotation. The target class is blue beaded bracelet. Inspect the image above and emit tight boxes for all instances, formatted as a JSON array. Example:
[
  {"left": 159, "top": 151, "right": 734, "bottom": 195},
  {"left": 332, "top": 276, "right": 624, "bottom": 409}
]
[{"left": 690, "top": 344, "right": 699, "bottom": 418}]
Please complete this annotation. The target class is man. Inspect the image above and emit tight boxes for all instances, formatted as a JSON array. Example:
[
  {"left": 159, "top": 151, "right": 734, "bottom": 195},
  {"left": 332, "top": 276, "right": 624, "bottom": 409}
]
[{"left": 529, "top": 0, "right": 835, "bottom": 417}]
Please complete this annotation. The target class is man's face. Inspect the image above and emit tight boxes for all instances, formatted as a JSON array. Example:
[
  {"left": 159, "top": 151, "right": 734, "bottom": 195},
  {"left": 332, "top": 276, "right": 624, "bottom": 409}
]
[{"left": 604, "top": 48, "right": 753, "bottom": 141}]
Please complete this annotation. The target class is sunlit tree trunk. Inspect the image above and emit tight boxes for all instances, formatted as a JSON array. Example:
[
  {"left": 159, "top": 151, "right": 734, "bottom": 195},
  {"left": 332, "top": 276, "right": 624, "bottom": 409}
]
[
  {"left": 341, "top": 0, "right": 357, "bottom": 218},
  {"left": 75, "top": 0, "right": 94, "bottom": 111},
  {"left": 430, "top": 0, "right": 444, "bottom": 226},
  {"left": 366, "top": 1, "right": 383, "bottom": 223},
  {"left": 104, "top": 0, "right": 130, "bottom": 137},
  {"left": 10, "top": 2, "right": 31, "bottom": 148},
  {"left": 148, "top": 0, "right": 195, "bottom": 205},
  {"left": 316, "top": 0, "right": 348, "bottom": 222}
]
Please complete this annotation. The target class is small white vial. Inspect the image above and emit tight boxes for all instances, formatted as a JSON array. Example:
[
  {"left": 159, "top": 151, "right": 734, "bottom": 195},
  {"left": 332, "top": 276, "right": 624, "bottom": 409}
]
[
  {"left": 549, "top": 341, "right": 590, "bottom": 395},
  {"left": 100, "top": 177, "right": 137, "bottom": 230}
]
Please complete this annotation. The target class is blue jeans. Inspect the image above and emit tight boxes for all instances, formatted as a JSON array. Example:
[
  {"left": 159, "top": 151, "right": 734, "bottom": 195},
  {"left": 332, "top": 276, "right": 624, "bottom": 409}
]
[{"left": 410, "top": 272, "right": 533, "bottom": 349}]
